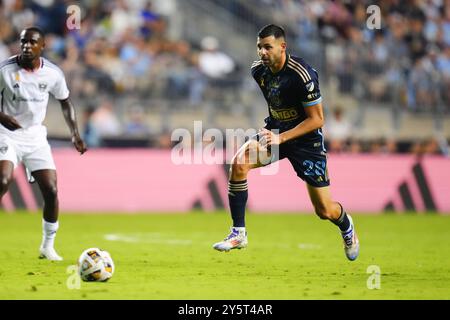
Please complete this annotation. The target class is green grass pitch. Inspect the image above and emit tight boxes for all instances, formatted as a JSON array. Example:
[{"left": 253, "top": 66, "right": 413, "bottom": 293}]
[{"left": 0, "top": 211, "right": 449, "bottom": 300}]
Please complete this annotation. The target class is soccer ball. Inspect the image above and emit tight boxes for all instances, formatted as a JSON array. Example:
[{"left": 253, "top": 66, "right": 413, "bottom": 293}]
[{"left": 77, "top": 248, "right": 114, "bottom": 282}]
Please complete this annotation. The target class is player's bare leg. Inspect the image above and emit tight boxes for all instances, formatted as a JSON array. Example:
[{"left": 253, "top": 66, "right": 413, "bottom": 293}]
[
  {"left": 307, "top": 185, "right": 359, "bottom": 261},
  {"left": 32, "top": 169, "right": 62, "bottom": 261},
  {"left": 0, "top": 160, "right": 14, "bottom": 199},
  {"left": 213, "top": 139, "right": 271, "bottom": 252}
]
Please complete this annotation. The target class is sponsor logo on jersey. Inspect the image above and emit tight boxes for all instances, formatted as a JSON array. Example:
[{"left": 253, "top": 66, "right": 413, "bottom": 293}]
[
  {"left": 307, "top": 92, "right": 320, "bottom": 99},
  {"left": 38, "top": 83, "right": 47, "bottom": 92},
  {"left": 16, "top": 97, "right": 45, "bottom": 102},
  {"left": 269, "top": 107, "right": 299, "bottom": 121}
]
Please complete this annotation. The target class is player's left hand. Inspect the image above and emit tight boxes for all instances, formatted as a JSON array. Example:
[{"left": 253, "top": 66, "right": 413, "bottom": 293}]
[
  {"left": 72, "top": 135, "right": 87, "bottom": 155},
  {"left": 259, "top": 128, "right": 281, "bottom": 148}
]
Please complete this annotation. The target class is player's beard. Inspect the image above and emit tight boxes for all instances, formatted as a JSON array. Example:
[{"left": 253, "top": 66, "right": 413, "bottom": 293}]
[
  {"left": 262, "top": 56, "right": 273, "bottom": 67},
  {"left": 265, "top": 54, "right": 282, "bottom": 70}
]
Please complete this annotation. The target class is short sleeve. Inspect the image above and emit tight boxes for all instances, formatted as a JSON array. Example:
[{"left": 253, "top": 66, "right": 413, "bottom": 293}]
[
  {"left": 251, "top": 60, "right": 263, "bottom": 80},
  {"left": 300, "top": 69, "right": 322, "bottom": 107},
  {"left": 0, "top": 70, "right": 4, "bottom": 91},
  {"left": 50, "top": 70, "right": 70, "bottom": 100}
]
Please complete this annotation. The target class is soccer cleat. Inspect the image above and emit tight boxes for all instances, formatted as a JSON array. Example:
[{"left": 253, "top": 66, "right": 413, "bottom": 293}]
[
  {"left": 213, "top": 227, "right": 248, "bottom": 252},
  {"left": 341, "top": 215, "right": 359, "bottom": 261},
  {"left": 39, "top": 247, "right": 63, "bottom": 261}
]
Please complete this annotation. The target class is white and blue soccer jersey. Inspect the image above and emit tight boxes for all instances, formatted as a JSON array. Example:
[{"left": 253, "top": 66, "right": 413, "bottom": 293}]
[{"left": 0, "top": 55, "right": 69, "bottom": 140}]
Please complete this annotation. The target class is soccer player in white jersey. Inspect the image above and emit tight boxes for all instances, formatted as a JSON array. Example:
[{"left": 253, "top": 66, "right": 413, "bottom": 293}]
[{"left": 0, "top": 27, "right": 87, "bottom": 261}]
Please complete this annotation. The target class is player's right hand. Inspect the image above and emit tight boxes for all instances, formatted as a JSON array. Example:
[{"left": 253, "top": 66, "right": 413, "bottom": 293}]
[
  {"left": 0, "top": 113, "right": 22, "bottom": 131},
  {"left": 72, "top": 134, "right": 88, "bottom": 155}
]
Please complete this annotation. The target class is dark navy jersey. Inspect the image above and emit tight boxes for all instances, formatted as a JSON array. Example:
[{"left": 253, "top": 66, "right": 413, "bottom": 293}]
[{"left": 251, "top": 54, "right": 324, "bottom": 146}]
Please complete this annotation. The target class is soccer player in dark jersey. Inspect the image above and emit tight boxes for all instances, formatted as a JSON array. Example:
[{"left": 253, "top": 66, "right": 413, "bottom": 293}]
[{"left": 213, "top": 24, "right": 359, "bottom": 261}]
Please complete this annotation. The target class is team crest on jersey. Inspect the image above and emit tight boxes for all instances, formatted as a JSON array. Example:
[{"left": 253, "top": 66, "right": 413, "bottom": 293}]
[
  {"left": 268, "top": 78, "right": 282, "bottom": 107},
  {"left": 306, "top": 81, "right": 314, "bottom": 92},
  {"left": 38, "top": 83, "right": 47, "bottom": 92},
  {"left": 0, "top": 144, "right": 8, "bottom": 154}
]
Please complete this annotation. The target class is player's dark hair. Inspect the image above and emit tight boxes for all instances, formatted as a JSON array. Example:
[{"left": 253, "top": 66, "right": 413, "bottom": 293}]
[
  {"left": 258, "top": 24, "right": 286, "bottom": 39},
  {"left": 23, "top": 26, "right": 45, "bottom": 39}
]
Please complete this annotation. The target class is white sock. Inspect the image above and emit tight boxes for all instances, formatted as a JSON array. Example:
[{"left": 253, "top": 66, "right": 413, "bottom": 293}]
[
  {"left": 41, "top": 219, "right": 59, "bottom": 249},
  {"left": 233, "top": 227, "right": 246, "bottom": 234}
]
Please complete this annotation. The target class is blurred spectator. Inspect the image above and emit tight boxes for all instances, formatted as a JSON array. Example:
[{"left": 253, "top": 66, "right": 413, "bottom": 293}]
[
  {"left": 369, "top": 138, "right": 384, "bottom": 154},
  {"left": 124, "top": 105, "right": 151, "bottom": 137},
  {"left": 348, "top": 138, "right": 362, "bottom": 154},
  {"left": 197, "top": 36, "right": 239, "bottom": 104},
  {"left": 82, "top": 105, "right": 101, "bottom": 148},
  {"left": 82, "top": 37, "right": 116, "bottom": 96},
  {"left": 325, "top": 106, "right": 352, "bottom": 153},
  {"left": 0, "top": 0, "right": 448, "bottom": 153},
  {"left": 119, "top": 33, "right": 154, "bottom": 81},
  {"left": 409, "top": 137, "right": 446, "bottom": 156},
  {"left": 9, "top": 0, "right": 35, "bottom": 33},
  {"left": 423, "top": 137, "right": 441, "bottom": 154},
  {"left": 384, "top": 138, "right": 399, "bottom": 154},
  {"left": 369, "top": 138, "right": 398, "bottom": 154},
  {"left": 155, "top": 130, "right": 173, "bottom": 149},
  {"left": 30, "top": 0, "right": 67, "bottom": 36},
  {"left": 110, "top": 0, "right": 140, "bottom": 39},
  {"left": 0, "top": 41, "right": 11, "bottom": 61},
  {"left": 139, "top": 1, "right": 161, "bottom": 40},
  {"left": 198, "top": 36, "right": 235, "bottom": 80},
  {"left": 91, "top": 99, "right": 122, "bottom": 138}
]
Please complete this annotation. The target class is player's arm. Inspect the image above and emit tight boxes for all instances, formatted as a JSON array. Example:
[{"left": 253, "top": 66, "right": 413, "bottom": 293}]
[
  {"left": 260, "top": 65, "right": 324, "bottom": 146},
  {"left": 0, "top": 112, "right": 22, "bottom": 131},
  {"left": 59, "top": 97, "right": 87, "bottom": 154},
  {"left": 279, "top": 102, "right": 324, "bottom": 143},
  {"left": 259, "top": 102, "right": 324, "bottom": 147},
  {"left": 0, "top": 73, "right": 21, "bottom": 131}
]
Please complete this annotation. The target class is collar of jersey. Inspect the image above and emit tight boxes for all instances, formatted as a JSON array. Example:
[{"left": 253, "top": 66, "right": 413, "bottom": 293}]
[{"left": 16, "top": 55, "right": 43, "bottom": 72}]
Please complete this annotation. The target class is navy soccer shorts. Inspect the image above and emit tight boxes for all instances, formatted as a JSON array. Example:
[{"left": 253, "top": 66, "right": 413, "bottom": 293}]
[
  {"left": 251, "top": 133, "right": 330, "bottom": 188},
  {"left": 277, "top": 142, "right": 330, "bottom": 188}
]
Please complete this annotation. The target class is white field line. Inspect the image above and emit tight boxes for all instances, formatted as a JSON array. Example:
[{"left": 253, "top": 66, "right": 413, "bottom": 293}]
[
  {"left": 104, "top": 233, "right": 192, "bottom": 246},
  {"left": 297, "top": 243, "right": 322, "bottom": 250},
  {"left": 104, "top": 233, "right": 322, "bottom": 250}
]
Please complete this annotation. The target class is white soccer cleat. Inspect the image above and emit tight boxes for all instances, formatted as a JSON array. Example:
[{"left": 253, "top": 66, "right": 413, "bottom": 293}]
[
  {"left": 213, "top": 227, "right": 248, "bottom": 252},
  {"left": 39, "top": 247, "right": 63, "bottom": 261},
  {"left": 342, "top": 215, "right": 359, "bottom": 261}
]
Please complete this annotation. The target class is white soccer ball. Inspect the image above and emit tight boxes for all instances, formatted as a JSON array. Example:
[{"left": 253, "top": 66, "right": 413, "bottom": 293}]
[{"left": 77, "top": 248, "right": 115, "bottom": 282}]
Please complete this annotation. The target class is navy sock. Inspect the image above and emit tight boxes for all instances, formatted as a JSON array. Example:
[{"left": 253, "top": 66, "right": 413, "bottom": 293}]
[
  {"left": 332, "top": 203, "right": 351, "bottom": 232},
  {"left": 228, "top": 180, "right": 248, "bottom": 228}
]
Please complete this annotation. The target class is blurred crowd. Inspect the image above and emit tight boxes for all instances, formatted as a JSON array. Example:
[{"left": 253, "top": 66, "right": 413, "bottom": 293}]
[
  {"left": 1, "top": 0, "right": 449, "bottom": 154},
  {"left": 0, "top": 0, "right": 237, "bottom": 103},
  {"left": 243, "top": 0, "right": 450, "bottom": 113},
  {"left": 324, "top": 105, "right": 449, "bottom": 155}
]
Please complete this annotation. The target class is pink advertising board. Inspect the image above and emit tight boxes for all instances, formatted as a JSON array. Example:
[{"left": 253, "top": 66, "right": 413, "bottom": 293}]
[{"left": 4, "top": 150, "right": 449, "bottom": 214}]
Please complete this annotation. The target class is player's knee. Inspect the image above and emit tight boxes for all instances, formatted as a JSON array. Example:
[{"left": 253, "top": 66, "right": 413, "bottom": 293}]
[
  {"left": 230, "top": 161, "right": 250, "bottom": 177},
  {"left": 0, "top": 177, "right": 11, "bottom": 193},
  {"left": 314, "top": 205, "right": 334, "bottom": 220},
  {"left": 42, "top": 184, "right": 58, "bottom": 201}
]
